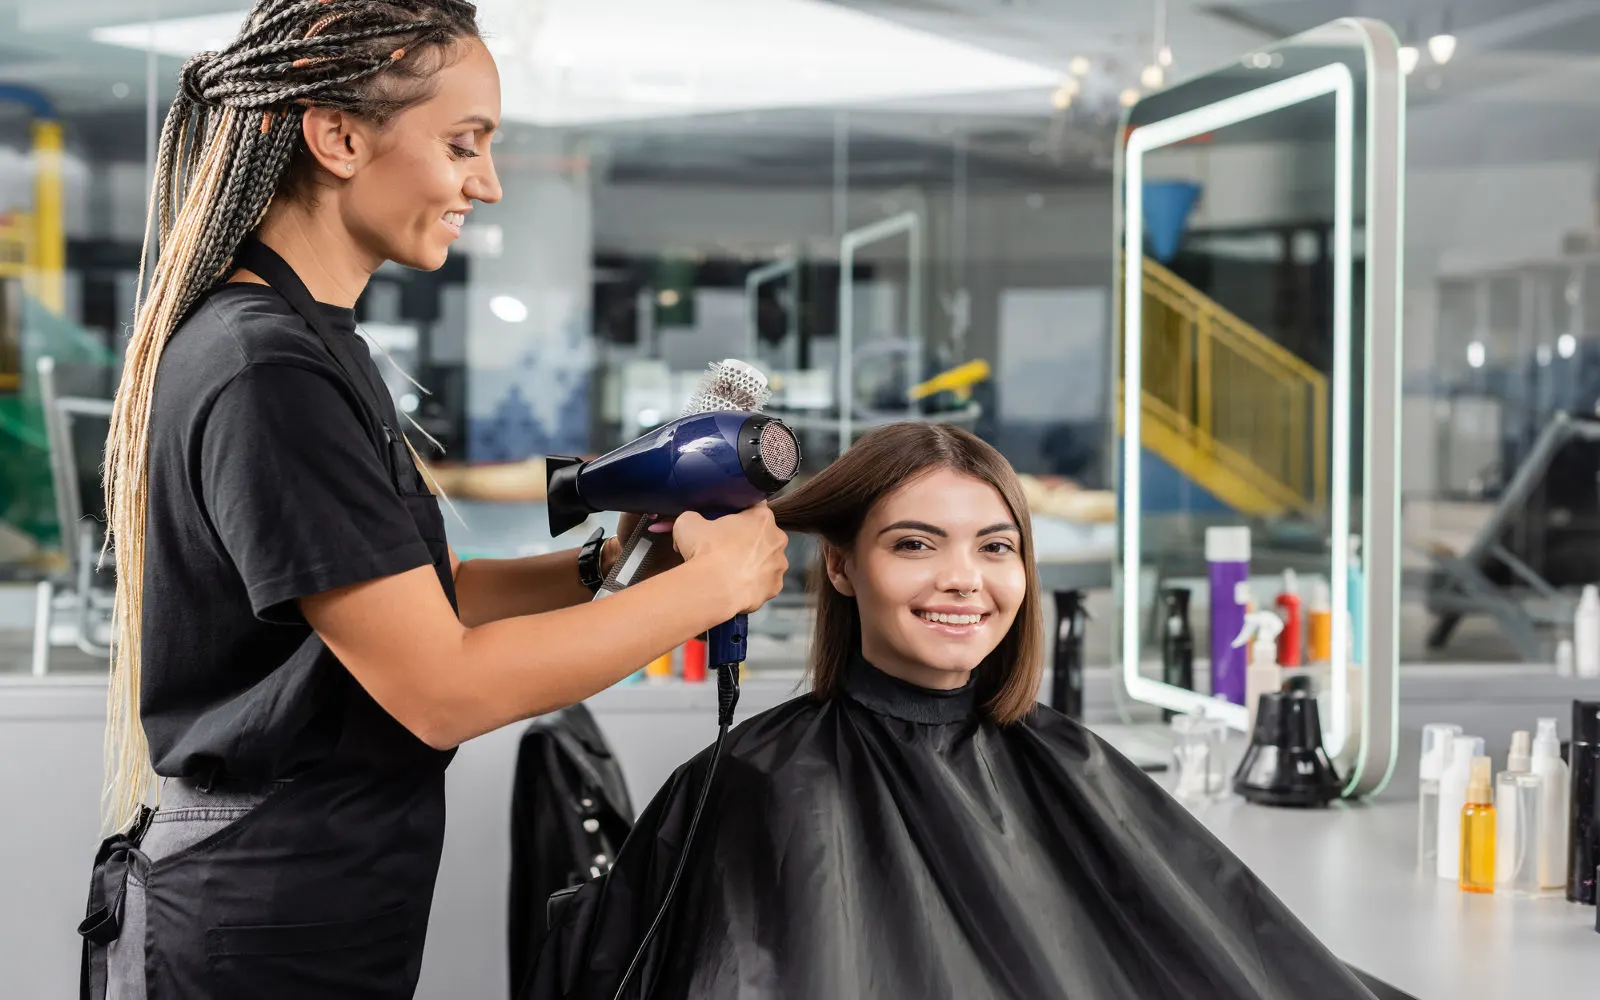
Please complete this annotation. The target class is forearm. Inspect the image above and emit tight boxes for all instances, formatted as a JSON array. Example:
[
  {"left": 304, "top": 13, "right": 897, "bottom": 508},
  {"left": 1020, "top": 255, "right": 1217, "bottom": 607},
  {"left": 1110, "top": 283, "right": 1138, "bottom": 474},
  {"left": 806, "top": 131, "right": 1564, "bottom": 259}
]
[
  {"left": 424, "top": 560, "right": 729, "bottom": 746},
  {"left": 452, "top": 538, "right": 620, "bottom": 627}
]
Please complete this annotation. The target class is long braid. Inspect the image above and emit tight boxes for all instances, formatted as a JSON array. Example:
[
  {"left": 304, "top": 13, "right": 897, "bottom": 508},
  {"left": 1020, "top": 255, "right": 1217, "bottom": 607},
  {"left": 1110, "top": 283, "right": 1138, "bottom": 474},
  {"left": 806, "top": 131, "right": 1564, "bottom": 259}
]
[{"left": 101, "top": 0, "right": 480, "bottom": 836}]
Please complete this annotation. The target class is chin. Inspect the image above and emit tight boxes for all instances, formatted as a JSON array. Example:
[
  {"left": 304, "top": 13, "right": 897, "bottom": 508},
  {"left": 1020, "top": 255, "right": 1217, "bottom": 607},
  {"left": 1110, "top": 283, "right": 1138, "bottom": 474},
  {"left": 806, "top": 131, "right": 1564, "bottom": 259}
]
[
  {"left": 390, "top": 243, "right": 449, "bottom": 272},
  {"left": 908, "top": 644, "right": 990, "bottom": 676}
]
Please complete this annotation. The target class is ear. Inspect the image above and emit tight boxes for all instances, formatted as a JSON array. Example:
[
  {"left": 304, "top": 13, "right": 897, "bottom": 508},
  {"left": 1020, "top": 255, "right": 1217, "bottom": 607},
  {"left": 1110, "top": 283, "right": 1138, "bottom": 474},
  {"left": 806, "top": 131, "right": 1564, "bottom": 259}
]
[
  {"left": 301, "top": 107, "right": 371, "bottom": 178},
  {"left": 821, "top": 542, "right": 856, "bottom": 597}
]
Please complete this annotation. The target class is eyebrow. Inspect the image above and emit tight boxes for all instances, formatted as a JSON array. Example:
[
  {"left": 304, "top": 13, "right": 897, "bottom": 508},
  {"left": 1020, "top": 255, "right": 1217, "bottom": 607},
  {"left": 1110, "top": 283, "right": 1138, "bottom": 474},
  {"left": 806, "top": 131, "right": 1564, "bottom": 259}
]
[
  {"left": 878, "top": 520, "right": 1019, "bottom": 537},
  {"left": 452, "top": 114, "right": 499, "bottom": 133}
]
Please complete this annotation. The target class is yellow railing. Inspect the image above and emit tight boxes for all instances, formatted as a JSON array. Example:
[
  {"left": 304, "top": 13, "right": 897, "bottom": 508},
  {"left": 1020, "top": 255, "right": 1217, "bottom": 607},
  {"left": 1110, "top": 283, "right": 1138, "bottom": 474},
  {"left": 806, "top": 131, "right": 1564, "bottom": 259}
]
[
  {"left": 0, "top": 213, "right": 31, "bottom": 393},
  {"left": 1119, "top": 256, "right": 1328, "bottom": 516}
]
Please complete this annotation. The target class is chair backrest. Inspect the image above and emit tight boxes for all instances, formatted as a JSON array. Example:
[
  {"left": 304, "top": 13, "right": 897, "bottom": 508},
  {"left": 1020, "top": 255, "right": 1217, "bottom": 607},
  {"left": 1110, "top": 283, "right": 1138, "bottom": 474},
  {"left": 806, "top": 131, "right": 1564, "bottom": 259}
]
[
  {"left": 1486, "top": 414, "right": 1600, "bottom": 589},
  {"left": 35, "top": 357, "right": 114, "bottom": 552}
]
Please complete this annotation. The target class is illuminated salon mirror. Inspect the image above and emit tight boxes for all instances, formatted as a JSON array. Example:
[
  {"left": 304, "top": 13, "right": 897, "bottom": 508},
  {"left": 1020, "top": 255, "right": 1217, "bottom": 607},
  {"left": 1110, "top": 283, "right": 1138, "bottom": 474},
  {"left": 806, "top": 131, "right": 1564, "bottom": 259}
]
[{"left": 1114, "top": 18, "right": 1402, "bottom": 797}]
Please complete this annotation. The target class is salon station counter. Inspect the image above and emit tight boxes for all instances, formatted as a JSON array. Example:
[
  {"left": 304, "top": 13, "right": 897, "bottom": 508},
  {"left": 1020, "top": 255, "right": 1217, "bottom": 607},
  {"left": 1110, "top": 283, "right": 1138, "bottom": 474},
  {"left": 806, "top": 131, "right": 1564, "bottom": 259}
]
[{"left": 1184, "top": 791, "right": 1600, "bottom": 999}]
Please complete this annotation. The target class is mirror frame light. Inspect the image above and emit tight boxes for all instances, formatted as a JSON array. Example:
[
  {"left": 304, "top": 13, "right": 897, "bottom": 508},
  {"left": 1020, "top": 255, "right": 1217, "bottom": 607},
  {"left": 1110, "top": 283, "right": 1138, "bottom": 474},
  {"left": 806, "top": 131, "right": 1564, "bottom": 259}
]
[{"left": 1116, "top": 18, "right": 1403, "bottom": 798}]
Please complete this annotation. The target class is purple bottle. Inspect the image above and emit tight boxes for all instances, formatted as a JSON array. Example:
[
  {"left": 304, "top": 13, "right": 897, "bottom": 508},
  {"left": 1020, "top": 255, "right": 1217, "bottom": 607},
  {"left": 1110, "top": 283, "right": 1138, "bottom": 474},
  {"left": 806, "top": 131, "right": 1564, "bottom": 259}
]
[{"left": 1206, "top": 527, "right": 1252, "bottom": 705}]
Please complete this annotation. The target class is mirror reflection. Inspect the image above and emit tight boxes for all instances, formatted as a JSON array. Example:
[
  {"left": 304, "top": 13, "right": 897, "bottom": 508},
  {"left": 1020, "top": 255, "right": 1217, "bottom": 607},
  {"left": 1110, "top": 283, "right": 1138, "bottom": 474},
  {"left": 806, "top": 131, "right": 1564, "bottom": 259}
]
[{"left": 1116, "top": 21, "right": 1397, "bottom": 780}]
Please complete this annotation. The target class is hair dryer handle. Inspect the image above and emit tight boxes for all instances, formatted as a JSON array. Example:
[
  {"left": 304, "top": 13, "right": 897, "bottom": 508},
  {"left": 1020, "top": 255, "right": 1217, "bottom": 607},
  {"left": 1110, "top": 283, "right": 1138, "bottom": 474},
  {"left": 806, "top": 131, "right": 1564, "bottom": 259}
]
[{"left": 708, "top": 613, "right": 747, "bottom": 669}]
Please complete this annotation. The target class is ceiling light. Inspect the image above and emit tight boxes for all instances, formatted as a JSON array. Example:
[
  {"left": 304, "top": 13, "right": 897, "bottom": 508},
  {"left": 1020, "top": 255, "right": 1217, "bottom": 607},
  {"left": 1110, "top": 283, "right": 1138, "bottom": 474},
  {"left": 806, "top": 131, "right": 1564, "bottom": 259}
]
[
  {"left": 1069, "top": 56, "right": 1091, "bottom": 76},
  {"left": 94, "top": 0, "right": 1062, "bottom": 127},
  {"left": 657, "top": 289, "right": 681, "bottom": 308},
  {"left": 1140, "top": 64, "right": 1165, "bottom": 89},
  {"left": 1427, "top": 33, "right": 1456, "bottom": 65},
  {"left": 1466, "top": 341, "right": 1485, "bottom": 369},
  {"left": 1398, "top": 45, "right": 1420, "bottom": 75},
  {"left": 1120, "top": 88, "right": 1141, "bottom": 108},
  {"left": 1158, "top": 45, "right": 1173, "bottom": 68},
  {"left": 1559, "top": 333, "right": 1578, "bottom": 358},
  {"left": 1050, "top": 87, "right": 1073, "bottom": 111},
  {"left": 490, "top": 295, "right": 529, "bottom": 324}
]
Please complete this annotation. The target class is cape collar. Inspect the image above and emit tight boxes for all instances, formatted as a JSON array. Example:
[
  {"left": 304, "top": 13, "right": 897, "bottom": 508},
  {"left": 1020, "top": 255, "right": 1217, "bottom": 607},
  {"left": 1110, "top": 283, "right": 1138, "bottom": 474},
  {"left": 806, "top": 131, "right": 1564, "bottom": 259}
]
[{"left": 843, "top": 653, "right": 977, "bottom": 725}]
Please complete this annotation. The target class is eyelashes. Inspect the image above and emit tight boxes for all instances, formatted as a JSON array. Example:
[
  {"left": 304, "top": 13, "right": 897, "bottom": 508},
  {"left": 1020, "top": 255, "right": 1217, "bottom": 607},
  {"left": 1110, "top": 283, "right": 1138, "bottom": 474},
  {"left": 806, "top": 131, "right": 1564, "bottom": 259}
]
[{"left": 891, "top": 537, "right": 1018, "bottom": 555}]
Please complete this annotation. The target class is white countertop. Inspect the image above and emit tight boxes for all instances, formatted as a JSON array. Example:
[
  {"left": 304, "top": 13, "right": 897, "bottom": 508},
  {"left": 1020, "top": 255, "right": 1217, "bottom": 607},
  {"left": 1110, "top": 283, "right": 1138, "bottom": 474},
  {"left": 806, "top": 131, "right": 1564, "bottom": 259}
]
[{"left": 1179, "top": 775, "right": 1600, "bottom": 998}]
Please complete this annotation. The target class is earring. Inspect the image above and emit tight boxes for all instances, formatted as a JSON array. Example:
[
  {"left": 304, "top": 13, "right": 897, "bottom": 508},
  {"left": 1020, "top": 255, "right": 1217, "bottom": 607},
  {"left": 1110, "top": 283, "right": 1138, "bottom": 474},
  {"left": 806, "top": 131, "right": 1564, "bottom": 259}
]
[{"left": 344, "top": 162, "right": 355, "bottom": 175}]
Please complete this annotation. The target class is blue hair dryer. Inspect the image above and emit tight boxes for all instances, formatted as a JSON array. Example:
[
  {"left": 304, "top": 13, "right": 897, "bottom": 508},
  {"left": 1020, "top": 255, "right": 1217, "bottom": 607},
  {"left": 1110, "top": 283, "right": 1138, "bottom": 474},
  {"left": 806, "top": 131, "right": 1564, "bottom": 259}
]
[
  {"left": 545, "top": 409, "right": 801, "bottom": 676},
  {"left": 545, "top": 410, "right": 799, "bottom": 537}
]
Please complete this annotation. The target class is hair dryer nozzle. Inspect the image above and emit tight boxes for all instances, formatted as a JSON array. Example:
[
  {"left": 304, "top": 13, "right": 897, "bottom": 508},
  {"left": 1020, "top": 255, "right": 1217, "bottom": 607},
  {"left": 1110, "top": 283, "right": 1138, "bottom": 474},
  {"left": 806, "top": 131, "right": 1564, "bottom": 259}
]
[{"left": 546, "top": 455, "right": 592, "bottom": 537}]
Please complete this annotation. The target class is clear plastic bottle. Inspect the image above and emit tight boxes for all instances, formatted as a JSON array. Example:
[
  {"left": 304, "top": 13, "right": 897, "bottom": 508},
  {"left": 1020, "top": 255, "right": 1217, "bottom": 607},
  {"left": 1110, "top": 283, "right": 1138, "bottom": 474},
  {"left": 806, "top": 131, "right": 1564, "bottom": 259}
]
[
  {"left": 1496, "top": 731, "right": 1532, "bottom": 888},
  {"left": 1532, "top": 717, "right": 1571, "bottom": 892},
  {"left": 1418, "top": 723, "right": 1462, "bottom": 872},
  {"left": 1461, "top": 756, "right": 1497, "bottom": 894}
]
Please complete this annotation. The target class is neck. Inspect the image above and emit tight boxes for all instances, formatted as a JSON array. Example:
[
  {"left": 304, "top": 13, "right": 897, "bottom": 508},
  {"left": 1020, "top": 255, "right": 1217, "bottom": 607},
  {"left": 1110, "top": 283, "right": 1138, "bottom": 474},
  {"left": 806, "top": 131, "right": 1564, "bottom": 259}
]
[
  {"left": 859, "top": 641, "right": 973, "bottom": 691},
  {"left": 252, "top": 201, "right": 378, "bottom": 308}
]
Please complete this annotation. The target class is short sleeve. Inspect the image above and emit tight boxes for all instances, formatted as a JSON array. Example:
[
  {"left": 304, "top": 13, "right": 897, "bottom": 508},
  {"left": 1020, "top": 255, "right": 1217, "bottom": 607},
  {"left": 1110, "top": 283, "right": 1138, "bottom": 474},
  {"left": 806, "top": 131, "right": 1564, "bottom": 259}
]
[{"left": 200, "top": 363, "right": 434, "bottom": 623}]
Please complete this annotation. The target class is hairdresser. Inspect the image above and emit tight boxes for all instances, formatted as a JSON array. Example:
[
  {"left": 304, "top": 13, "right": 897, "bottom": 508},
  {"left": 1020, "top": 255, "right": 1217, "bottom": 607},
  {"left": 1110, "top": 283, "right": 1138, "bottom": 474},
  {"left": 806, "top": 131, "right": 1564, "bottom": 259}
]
[{"left": 75, "top": 4, "right": 787, "bottom": 998}]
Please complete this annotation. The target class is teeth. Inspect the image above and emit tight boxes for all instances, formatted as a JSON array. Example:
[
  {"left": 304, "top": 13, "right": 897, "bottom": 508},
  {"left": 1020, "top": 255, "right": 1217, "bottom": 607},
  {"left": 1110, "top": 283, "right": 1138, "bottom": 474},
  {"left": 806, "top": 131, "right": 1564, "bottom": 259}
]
[
  {"left": 918, "top": 611, "right": 982, "bottom": 626},
  {"left": 443, "top": 212, "right": 465, "bottom": 226}
]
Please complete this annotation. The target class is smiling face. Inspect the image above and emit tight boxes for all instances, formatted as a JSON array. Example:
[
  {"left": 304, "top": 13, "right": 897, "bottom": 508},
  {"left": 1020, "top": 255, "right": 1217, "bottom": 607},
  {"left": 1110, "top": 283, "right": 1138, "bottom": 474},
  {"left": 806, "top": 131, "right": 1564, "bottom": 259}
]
[
  {"left": 824, "top": 467, "right": 1028, "bottom": 691},
  {"left": 339, "top": 37, "right": 503, "bottom": 271}
]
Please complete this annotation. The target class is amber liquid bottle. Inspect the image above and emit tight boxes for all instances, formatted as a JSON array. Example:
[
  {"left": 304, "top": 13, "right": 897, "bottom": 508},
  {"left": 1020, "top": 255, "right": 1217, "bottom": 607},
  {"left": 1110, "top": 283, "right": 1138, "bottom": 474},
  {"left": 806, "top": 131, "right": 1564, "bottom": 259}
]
[{"left": 1460, "top": 756, "right": 1497, "bottom": 894}]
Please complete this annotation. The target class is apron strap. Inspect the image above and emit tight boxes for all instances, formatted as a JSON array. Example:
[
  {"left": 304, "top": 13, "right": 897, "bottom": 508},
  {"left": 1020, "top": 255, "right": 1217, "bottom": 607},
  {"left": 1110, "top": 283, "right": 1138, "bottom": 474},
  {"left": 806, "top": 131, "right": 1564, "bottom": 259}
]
[
  {"left": 230, "top": 236, "right": 420, "bottom": 491},
  {"left": 78, "top": 807, "right": 153, "bottom": 1000},
  {"left": 230, "top": 238, "right": 388, "bottom": 417}
]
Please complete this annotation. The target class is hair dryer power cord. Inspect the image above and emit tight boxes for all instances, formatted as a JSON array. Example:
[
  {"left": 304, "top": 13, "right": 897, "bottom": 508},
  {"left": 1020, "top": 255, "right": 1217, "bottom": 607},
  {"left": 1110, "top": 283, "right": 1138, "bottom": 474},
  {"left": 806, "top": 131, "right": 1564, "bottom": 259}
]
[{"left": 611, "top": 661, "right": 741, "bottom": 1000}]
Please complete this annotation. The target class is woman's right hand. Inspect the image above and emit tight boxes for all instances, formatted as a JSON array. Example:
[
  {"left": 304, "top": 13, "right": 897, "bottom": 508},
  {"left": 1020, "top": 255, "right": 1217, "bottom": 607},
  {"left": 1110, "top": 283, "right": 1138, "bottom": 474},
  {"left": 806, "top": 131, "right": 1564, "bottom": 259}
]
[{"left": 672, "top": 503, "right": 789, "bottom": 614}]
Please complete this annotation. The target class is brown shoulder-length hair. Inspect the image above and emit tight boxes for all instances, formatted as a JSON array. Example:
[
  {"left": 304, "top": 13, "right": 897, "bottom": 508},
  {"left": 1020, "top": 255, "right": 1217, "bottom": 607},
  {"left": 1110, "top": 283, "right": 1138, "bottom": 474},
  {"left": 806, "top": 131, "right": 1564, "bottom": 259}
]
[{"left": 769, "top": 423, "right": 1044, "bottom": 724}]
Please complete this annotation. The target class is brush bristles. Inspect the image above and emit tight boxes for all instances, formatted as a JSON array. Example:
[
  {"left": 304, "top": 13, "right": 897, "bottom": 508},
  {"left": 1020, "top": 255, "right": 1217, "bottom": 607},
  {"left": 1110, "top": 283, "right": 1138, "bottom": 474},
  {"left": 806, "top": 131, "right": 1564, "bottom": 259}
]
[{"left": 685, "top": 359, "right": 771, "bottom": 415}]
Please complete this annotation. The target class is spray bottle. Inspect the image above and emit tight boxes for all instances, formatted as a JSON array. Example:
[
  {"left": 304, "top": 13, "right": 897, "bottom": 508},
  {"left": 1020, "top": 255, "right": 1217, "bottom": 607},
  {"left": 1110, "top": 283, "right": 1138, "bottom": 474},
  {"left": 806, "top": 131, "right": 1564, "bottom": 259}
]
[
  {"left": 1159, "top": 588, "right": 1195, "bottom": 721},
  {"left": 1234, "top": 609, "right": 1286, "bottom": 735},
  {"left": 1438, "top": 733, "right": 1486, "bottom": 880},
  {"left": 1275, "top": 570, "right": 1303, "bottom": 667},
  {"left": 1461, "top": 756, "right": 1497, "bottom": 894},
  {"left": 1348, "top": 536, "right": 1365, "bottom": 666},
  {"left": 1496, "top": 731, "right": 1538, "bottom": 892},
  {"left": 1206, "top": 527, "right": 1252, "bottom": 706},
  {"left": 1532, "top": 717, "right": 1571, "bottom": 892},
  {"left": 1418, "top": 723, "right": 1462, "bottom": 871},
  {"left": 1577, "top": 585, "right": 1600, "bottom": 679},
  {"left": 1051, "top": 590, "right": 1089, "bottom": 720},
  {"left": 1307, "top": 579, "right": 1333, "bottom": 664}
]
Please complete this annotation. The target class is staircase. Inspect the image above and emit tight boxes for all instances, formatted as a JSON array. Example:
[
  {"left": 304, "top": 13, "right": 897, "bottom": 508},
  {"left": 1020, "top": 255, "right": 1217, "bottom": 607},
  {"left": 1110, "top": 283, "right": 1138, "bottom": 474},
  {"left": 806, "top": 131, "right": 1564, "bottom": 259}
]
[{"left": 1120, "top": 257, "right": 1328, "bottom": 517}]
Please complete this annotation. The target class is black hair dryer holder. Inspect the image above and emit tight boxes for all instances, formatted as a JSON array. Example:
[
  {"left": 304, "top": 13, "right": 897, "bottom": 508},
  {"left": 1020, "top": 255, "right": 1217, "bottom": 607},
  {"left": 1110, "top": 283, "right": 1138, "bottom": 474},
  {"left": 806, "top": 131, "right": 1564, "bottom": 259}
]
[{"left": 1232, "top": 690, "right": 1341, "bottom": 808}]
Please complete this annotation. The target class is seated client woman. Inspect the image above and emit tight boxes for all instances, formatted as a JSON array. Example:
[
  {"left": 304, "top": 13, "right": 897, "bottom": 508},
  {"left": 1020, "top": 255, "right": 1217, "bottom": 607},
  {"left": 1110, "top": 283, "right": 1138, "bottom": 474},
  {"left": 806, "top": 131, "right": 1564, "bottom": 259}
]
[{"left": 526, "top": 423, "right": 1380, "bottom": 1000}]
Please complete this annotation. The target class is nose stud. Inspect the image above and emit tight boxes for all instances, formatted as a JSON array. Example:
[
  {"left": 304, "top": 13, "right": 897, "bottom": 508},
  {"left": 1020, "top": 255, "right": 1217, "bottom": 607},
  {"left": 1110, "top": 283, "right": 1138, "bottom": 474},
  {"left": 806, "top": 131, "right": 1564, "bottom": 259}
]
[{"left": 958, "top": 590, "right": 973, "bottom": 599}]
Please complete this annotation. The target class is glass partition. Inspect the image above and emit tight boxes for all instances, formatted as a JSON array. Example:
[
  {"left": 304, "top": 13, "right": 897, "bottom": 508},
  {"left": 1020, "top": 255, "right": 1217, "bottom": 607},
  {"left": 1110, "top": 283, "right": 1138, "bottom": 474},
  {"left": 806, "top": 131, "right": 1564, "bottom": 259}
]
[{"left": 1115, "top": 18, "right": 1403, "bottom": 796}]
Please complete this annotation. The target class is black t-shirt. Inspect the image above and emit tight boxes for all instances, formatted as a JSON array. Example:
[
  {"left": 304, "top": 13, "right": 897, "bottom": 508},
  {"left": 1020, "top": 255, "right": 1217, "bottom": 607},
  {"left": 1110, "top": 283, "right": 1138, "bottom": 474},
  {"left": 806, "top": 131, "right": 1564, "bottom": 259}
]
[{"left": 141, "top": 283, "right": 441, "bottom": 783}]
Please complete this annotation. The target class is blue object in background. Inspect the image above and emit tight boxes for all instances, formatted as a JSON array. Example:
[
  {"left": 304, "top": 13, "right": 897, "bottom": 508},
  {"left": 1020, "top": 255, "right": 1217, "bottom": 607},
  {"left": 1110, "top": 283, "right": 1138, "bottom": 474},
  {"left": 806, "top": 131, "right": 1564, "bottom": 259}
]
[
  {"left": 1120, "top": 448, "right": 1233, "bottom": 515},
  {"left": 1143, "top": 179, "right": 1202, "bottom": 263}
]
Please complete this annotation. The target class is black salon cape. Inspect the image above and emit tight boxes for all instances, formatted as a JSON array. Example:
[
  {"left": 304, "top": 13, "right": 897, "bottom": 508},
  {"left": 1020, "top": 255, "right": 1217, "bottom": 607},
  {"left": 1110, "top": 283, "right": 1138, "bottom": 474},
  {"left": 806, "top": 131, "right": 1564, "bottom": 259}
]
[{"left": 524, "top": 661, "right": 1379, "bottom": 1000}]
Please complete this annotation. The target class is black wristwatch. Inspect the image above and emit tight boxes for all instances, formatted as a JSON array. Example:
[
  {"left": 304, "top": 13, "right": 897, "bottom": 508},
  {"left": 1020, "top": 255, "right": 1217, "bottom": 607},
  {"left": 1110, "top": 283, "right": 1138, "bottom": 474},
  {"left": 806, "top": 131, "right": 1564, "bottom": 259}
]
[{"left": 578, "top": 526, "right": 608, "bottom": 594}]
